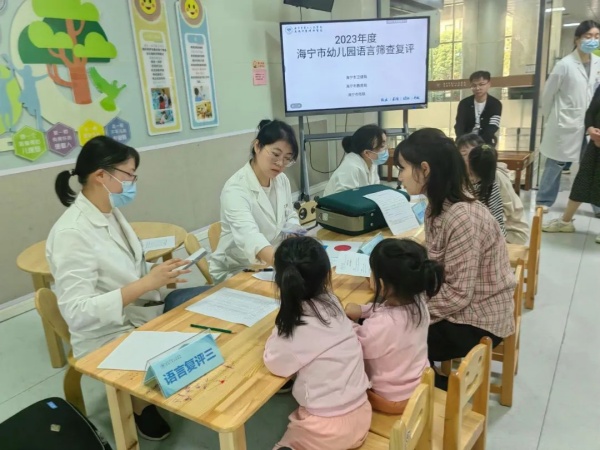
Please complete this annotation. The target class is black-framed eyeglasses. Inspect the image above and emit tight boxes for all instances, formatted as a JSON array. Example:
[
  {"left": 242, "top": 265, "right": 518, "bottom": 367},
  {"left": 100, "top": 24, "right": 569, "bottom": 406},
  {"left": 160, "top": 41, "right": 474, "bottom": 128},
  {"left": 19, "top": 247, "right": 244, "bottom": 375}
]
[{"left": 110, "top": 167, "right": 138, "bottom": 183}]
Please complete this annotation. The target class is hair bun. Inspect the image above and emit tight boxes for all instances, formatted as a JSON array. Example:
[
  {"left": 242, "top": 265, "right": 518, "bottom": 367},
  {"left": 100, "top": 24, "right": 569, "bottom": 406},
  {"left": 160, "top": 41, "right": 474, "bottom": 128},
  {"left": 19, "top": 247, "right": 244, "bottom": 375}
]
[{"left": 258, "top": 119, "right": 272, "bottom": 130}]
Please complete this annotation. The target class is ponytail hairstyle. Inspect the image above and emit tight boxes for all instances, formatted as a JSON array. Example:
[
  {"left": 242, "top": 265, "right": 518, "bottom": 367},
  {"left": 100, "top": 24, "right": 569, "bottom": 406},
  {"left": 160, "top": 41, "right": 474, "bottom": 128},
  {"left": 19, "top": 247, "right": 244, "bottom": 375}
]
[
  {"left": 369, "top": 238, "right": 444, "bottom": 327},
  {"left": 468, "top": 144, "right": 498, "bottom": 206},
  {"left": 342, "top": 124, "right": 387, "bottom": 156},
  {"left": 54, "top": 136, "right": 140, "bottom": 207},
  {"left": 251, "top": 119, "right": 299, "bottom": 161},
  {"left": 273, "top": 236, "right": 339, "bottom": 338}
]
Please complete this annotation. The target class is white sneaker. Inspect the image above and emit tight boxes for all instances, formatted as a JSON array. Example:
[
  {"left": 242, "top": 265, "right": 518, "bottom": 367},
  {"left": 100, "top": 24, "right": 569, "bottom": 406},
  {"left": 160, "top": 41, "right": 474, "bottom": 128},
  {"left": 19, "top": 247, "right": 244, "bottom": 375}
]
[
  {"left": 537, "top": 205, "right": 549, "bottom": 214},
  {"left": 542, "top": 218, "right": 575, "bottom": 233}
]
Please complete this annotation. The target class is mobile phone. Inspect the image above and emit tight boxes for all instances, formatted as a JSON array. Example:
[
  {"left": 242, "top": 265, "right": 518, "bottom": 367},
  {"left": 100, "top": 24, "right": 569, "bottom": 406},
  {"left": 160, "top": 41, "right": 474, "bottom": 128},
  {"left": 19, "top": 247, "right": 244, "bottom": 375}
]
[{"left": 179, "top": 248, "right": 207, "bottom": 270}]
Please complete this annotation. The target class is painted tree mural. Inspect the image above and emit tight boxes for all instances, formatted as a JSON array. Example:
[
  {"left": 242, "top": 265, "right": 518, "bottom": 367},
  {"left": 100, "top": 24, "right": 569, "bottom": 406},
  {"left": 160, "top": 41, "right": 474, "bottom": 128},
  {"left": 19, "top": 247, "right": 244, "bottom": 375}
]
[{"left": 17, "top": 0, "right": 117, "bottom": 105}]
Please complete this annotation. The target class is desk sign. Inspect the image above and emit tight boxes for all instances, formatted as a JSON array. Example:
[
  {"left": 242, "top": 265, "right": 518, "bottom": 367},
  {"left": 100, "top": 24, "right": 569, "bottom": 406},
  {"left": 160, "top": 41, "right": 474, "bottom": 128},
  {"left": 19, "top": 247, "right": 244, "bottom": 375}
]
[{"left": 143, "top": 332, "right": 224, "bottom": 397}]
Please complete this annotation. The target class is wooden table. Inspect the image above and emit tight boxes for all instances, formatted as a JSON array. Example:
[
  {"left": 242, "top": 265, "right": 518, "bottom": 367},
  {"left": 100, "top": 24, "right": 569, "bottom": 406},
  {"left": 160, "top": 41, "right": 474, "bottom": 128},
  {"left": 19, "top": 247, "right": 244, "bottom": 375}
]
[
  {"left": 16, "top": 222, "right": 187, "bottom": 369},
  {"left": 75, "top": 264, "right": 373, "bottom": 450},
  {"left": 497, "top": 151, "right": 535, "bottom": 195}
]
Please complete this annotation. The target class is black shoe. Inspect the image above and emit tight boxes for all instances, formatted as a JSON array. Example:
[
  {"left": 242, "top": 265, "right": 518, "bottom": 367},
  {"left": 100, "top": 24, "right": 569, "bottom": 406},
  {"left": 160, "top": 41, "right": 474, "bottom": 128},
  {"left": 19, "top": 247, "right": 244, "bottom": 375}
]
[
  {"left": 434, "top": 372, "right": 449, "bottom": 391},
  {"left": 134, "top": 405, "right": 171, "bottom": 441},
  {"left": 277, "top": 379, "right": 294, "bottom": 394}
]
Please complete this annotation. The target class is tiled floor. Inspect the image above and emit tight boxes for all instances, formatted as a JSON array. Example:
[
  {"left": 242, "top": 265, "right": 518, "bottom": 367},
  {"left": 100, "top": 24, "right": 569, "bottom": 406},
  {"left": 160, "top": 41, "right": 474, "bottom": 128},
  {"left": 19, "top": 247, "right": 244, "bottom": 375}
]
[{"left": 1, "top": 177, "right": 600, "bottom": 449}]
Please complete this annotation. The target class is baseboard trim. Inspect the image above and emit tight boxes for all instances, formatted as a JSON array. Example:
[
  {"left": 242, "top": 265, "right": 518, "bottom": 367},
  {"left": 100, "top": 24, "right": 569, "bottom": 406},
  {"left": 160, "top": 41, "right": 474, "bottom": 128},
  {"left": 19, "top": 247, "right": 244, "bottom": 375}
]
[{"left": 0, "top": 294, "right": 35, "bottom": 323}]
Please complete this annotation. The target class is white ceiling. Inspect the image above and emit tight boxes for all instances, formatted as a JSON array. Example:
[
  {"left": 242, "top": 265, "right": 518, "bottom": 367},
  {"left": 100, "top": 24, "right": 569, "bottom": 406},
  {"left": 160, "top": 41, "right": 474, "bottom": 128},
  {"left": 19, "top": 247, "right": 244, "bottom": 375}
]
[{"left": 561, "top": 0, "right": 600, "bottom": 23}]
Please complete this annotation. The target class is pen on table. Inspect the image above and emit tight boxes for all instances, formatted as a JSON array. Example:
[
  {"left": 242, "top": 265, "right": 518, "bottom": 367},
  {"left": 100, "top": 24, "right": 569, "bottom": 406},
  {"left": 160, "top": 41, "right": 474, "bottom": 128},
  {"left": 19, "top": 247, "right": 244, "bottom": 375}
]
[
  {"left": 243, "top": 268, "right": 274, "bottom": 273},
  {"left": 190, "top": 324, "right": 234, "bottom": 334}
]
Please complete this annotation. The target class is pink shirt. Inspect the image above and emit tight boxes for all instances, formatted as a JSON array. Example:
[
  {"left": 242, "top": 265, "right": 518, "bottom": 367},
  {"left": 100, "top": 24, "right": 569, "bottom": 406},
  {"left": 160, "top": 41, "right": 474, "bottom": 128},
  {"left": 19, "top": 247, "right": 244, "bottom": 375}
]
[
  {"left": 354, "top": 301, "right": 430, "bottom": 402},
  {"left": 264, "top": 296, "right": 369, "bottom": 417}
]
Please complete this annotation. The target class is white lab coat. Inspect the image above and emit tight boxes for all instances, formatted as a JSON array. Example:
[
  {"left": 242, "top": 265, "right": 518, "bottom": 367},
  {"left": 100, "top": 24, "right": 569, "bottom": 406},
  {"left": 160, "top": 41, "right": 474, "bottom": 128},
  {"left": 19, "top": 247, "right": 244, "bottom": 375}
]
[
  {"left": 323, "top": 152, "right": 380, "bottom": 197},
  {"left": 539, "top": 50, "right": 600, "bottom": 161},
  {"left": 46, "top": 193, "right": 162, "bottom": 359},
  {"left": 209, "top": 162, "right": 300, "bottom": 283}
]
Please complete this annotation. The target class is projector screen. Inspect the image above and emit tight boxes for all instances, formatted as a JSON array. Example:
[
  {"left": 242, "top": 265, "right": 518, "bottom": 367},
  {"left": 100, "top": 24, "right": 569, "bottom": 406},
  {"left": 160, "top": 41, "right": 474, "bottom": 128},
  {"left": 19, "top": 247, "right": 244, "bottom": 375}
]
[{"left": 280, "top": 17, "right": 430, "bottom": 116}]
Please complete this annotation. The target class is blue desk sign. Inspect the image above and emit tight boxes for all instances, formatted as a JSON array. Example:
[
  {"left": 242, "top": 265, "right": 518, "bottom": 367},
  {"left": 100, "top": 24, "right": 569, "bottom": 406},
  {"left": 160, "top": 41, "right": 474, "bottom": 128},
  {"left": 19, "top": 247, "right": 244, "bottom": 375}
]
[
  {"left": 143, "top": 332, "right": 224, "bottom": 397},
  {"left": 412, "top": 201, "right": 427, "bottom": 225},
  {"left": 358, "top": 232, "right": 384, "bottom": 256}
]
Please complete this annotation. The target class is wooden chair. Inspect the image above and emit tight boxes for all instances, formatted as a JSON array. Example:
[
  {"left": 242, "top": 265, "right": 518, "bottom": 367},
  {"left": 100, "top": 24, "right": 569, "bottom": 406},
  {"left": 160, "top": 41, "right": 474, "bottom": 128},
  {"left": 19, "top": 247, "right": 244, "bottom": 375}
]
[
  {"left": 360, "top": 368, "right": 435, "bottom": 450},
  {"left": 435, "top": 337, "right": 492, "bottom": 450},
  {"left": 208, "top": 222, "right": 221, "bottom": 252},
  {"left": 34, "top": 288, "right": 86, "bottom": 416},
  {"left": 183, "top": 233, "right": 213, "bottom": 285},
  {"left": 507, "top": 206, "right": 543, "bottom": 309},
  {"left": 489, "top": 262, "right": 524, "bottom": 407}
]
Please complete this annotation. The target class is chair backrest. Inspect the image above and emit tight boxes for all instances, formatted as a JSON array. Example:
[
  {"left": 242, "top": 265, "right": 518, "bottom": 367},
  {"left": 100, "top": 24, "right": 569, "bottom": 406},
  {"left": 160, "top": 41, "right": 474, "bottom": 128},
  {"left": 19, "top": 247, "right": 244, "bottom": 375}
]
[
  {"left": 529, "top": 207, "right": 543, "bottom": 272},
  {"left": 34, "top": 288, "right": 70, "bottom": 345},
  {"left": 513, "top": 262, "right": 524, "bottom": 322},
  {"left": 390, "top": 368, "right": 434, "bottom": 450},
  {"left": 443, "top": 337, "right": 492, "bottom": 450},
  {"left": 184, "top": 233, "right": 213, "bottom": 284},
  {"left": 208, "top": 222, "right": 221, "bottom": 253}
]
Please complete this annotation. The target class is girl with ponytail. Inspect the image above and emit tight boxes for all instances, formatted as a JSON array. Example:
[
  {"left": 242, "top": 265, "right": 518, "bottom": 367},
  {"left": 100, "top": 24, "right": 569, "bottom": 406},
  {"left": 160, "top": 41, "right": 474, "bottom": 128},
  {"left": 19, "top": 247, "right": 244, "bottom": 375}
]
[
  {"left": 264, "top": 237, "right": 372, "bottom": 450},
  {"left": 345, "top": 238, "right": 442, "bottom": 414}
]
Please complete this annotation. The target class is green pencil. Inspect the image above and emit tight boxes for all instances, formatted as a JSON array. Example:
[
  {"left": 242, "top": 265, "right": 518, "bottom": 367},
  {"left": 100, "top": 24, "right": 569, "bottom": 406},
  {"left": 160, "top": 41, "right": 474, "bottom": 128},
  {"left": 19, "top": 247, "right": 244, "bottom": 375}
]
[{"left": 190, "top": 324, "right": 234, "bottom": 334}]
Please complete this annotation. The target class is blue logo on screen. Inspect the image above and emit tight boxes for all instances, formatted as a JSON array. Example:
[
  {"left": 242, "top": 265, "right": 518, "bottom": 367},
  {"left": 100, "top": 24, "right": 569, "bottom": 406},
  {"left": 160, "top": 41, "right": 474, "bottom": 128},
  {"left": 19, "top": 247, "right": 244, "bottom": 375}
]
[{"left": 285, "top": 26, "right": 293, "bottom": 34}]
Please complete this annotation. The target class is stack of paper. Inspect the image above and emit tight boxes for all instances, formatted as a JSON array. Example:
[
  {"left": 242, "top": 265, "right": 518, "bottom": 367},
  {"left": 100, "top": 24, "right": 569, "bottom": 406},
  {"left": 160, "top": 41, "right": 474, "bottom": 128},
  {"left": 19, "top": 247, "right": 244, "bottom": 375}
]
[
  {"left": 186, "top": 288, "right": 279, "bottom": 326},
  {"left": 98, "top": 331, "right": 219, "bottom": 371},
  {"left": 321, "top": 240, "right": 362, "bottom": 267},
  {"left": 364, "top": 190, "right": 419, "bottom": 235},
  {"left": 335, "top": 252, "right": 371, "bottom": 277}
]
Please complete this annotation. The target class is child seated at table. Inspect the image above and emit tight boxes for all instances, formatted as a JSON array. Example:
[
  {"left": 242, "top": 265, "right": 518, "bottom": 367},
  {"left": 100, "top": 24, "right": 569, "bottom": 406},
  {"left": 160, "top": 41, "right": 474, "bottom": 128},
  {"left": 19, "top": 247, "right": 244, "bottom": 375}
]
[
  {"left": 264, "top": 236, "right": 371, "bottom": 450},
  {"left": 345, "top": 238, "right": 441, "bottom": 414}
]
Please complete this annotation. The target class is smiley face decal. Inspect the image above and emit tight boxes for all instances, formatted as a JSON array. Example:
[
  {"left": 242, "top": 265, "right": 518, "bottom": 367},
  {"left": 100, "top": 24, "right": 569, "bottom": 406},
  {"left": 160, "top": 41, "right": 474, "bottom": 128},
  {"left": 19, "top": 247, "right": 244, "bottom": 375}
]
[
  {"left": 134, "top": 0, "right": 162, "bottom": 20},
  {"left": 179, "top": 0, "right": 203, "bottom": 26},
  {"left": 140, "top": 0, "right": 156, "bottom": 14}
]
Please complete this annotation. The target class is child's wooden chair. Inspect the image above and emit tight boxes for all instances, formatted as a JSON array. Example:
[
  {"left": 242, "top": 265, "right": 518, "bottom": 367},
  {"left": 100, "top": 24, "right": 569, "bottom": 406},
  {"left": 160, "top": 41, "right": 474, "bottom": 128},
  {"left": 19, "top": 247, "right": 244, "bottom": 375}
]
[
  {"left": 359, "top": 368, "right": 435, "bottom": 450},
  {"left": 208, "top": 222, "right": 221, "bottom": 252},
  {"left": 506, "top": 206, "right": 543, "bottom": 309},
  {"left": 489, "top": 262, "right": 524, "bottom": 406},
  {"left": 34, "top": 288, "right": 86, "bottom": 416},
  {"left": 434, "top": 337, "right": 492, "bottom": 450},
  {"left": 183, "top": 233, "right": 213, "bottom": 284}
]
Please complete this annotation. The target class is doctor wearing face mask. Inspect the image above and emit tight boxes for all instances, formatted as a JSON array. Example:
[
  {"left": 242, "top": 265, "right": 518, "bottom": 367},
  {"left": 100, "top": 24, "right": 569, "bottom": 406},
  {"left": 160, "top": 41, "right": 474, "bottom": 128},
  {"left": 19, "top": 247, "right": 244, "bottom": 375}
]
[
  {"left": 323, "top": 124, "right": 388, "bottom": 197},
  {"left": 537, "top": 20, "right": 600, "bottom": 215},
  {"left": 46, "top": 136, "right": 210, "bottom": 440}
]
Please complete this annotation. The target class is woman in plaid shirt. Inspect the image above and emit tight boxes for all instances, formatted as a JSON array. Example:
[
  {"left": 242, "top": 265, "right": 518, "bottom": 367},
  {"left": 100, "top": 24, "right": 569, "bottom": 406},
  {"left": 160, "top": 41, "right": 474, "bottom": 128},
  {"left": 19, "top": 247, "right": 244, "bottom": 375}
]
[{"left": 395, "top": 128, "right": 515, "bottom": 388}]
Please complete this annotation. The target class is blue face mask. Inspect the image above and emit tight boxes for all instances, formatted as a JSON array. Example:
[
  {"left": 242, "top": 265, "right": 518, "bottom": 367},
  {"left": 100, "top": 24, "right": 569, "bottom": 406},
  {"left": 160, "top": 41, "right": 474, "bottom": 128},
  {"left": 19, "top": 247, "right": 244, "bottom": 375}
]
[
  {"left": 103, "top": 173, "right": 137, "bottom": 208},
  {"left": 581, "top": 38, "right": 599, "bottom": 54},
  {"left": 371, "top": 149, "right": 389, "bottom": 166}
]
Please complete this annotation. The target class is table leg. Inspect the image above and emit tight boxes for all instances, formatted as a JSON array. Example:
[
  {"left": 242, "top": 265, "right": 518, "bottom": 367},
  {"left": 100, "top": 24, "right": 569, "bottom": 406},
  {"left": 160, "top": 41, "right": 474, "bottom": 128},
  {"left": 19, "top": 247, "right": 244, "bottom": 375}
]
[
  {"left": 105, "top": 385, "right": 139, "bottom": 450},
  {"left": 163, "top": 251, "right": 176, "bottom": 289},
  {"left": 514, "top": 169, "right": 522, "bottom": 195},
  {"left": 219, "top": 426, "right": 247, "bottom": 450},
  {"left": 32, "top": 274, "right": 67, "bottom": 368},
  {"left": 525, "top": 163, "right": 532, "bottom": 191}
]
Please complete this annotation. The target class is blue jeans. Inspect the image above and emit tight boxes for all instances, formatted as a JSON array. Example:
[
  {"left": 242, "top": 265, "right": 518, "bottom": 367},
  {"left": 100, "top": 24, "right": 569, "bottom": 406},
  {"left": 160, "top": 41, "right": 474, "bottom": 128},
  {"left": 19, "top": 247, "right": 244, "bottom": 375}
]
[
  {"left": 537, "top": 156, "right": 564, "bottom": 207},
  {"left": 163, "top": 286, "right": 212, "bottom": 312}
]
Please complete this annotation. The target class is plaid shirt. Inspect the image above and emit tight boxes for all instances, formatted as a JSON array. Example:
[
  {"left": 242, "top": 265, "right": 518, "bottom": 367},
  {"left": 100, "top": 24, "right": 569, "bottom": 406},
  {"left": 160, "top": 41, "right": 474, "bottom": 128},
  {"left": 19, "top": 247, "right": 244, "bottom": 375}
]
[{"left": 425, "top": 200, "right": 515, "bottom": 338}]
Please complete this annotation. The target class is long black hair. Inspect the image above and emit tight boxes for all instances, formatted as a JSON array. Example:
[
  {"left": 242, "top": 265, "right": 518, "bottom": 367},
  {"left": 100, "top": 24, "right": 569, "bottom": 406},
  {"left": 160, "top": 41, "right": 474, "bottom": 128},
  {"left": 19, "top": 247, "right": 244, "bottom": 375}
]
[
  {"left": 251, "top": 119, "right": 299, "bottom": 160},
  {"left": 369, "top": 239, "right": 444, "bottom": 327},
  {"left": 395, "top": 128, "right": 473, "bottom": 218},
  {"left": 342, "top": 124, "right": 386, "bottom": 155},
  {"left": 54, "top": 136, "right": 139, "bottom": 207},
  {"left": 468, "top": 144, "right": 498, "bottom": 206},
  {"left": 574, "top": 20, "right": 600, "bottom": 48},
  {"left": 273, "top": 236, "right": 339, "bottom": 338}
]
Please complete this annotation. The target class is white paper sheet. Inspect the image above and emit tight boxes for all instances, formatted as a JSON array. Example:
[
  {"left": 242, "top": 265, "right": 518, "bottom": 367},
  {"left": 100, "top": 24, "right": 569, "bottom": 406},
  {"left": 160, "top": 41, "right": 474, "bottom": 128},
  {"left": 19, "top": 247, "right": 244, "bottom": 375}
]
[
  {"left": 186, "top": 288, "right": 279, "bottom": 327},
  {"left": 252, "top": 271, "right": 276, "bottom": 282},
  {"left": 364, "top": 190, "right": 420, "bottom": 235},
  {"left": 142, "top": 236, "right": 176, "bottom": 252},
  {"left": 98, "top": 331, "right": 219, "bottom": 371},
  {"left": 321, "top": 240, "right": 363, "bottom": 267},
  {"left": 335, "top": 252, "right": 371, "bottom": 277}
]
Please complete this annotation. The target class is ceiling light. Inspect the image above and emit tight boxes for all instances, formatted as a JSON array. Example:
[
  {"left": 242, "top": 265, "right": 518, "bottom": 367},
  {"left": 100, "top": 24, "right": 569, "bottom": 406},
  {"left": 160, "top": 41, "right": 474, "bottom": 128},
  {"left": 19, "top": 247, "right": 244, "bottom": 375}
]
[
  {"left": 563, "top": 22, "right": 580, "bottom": 27},
  {"left": 545, "top": 7, "right": 566, "bottom": 13}
]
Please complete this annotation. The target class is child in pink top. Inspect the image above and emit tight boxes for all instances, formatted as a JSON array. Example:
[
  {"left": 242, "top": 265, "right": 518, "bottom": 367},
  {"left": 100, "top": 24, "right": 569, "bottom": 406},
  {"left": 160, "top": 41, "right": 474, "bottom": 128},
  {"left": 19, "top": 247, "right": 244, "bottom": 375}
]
[
  {"left": 346, "top": 238, "right": 443, "bottom": 414},
  {"left": 264, "top": 236, "right": 372, "bottom": 450}
]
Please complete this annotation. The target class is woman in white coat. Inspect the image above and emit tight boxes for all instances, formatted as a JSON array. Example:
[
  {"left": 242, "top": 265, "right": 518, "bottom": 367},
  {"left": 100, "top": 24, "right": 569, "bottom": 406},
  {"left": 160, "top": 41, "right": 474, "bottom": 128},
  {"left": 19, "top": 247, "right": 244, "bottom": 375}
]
[
  {"left": 47, "top": 136, "right": 209, "bottom": 440},
  {"left": 209, "top": 120, "right": 301, "bottom": 283},
  {"left": 323, "top": 124, "right": 388, "bottom": 197},
  {"left": 537, "top": 21, "right": 600, "bottom": 213}
]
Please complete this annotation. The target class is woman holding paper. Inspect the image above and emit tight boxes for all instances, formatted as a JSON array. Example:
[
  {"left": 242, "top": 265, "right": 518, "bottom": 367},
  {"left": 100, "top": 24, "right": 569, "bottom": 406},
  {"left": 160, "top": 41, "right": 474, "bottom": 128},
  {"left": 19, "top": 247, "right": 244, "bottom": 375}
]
[
  {"left": 47, "top": 136, "right": 209, "bottom": 440},
  {"left": 394, "top": 128, "right": 515, "bottom": 389},
  {"left": 209, "top": 120, "right": 301, "bottom": 283},
  {"left": 323, "top": 124, "right": 388, "bottom": 196}
]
